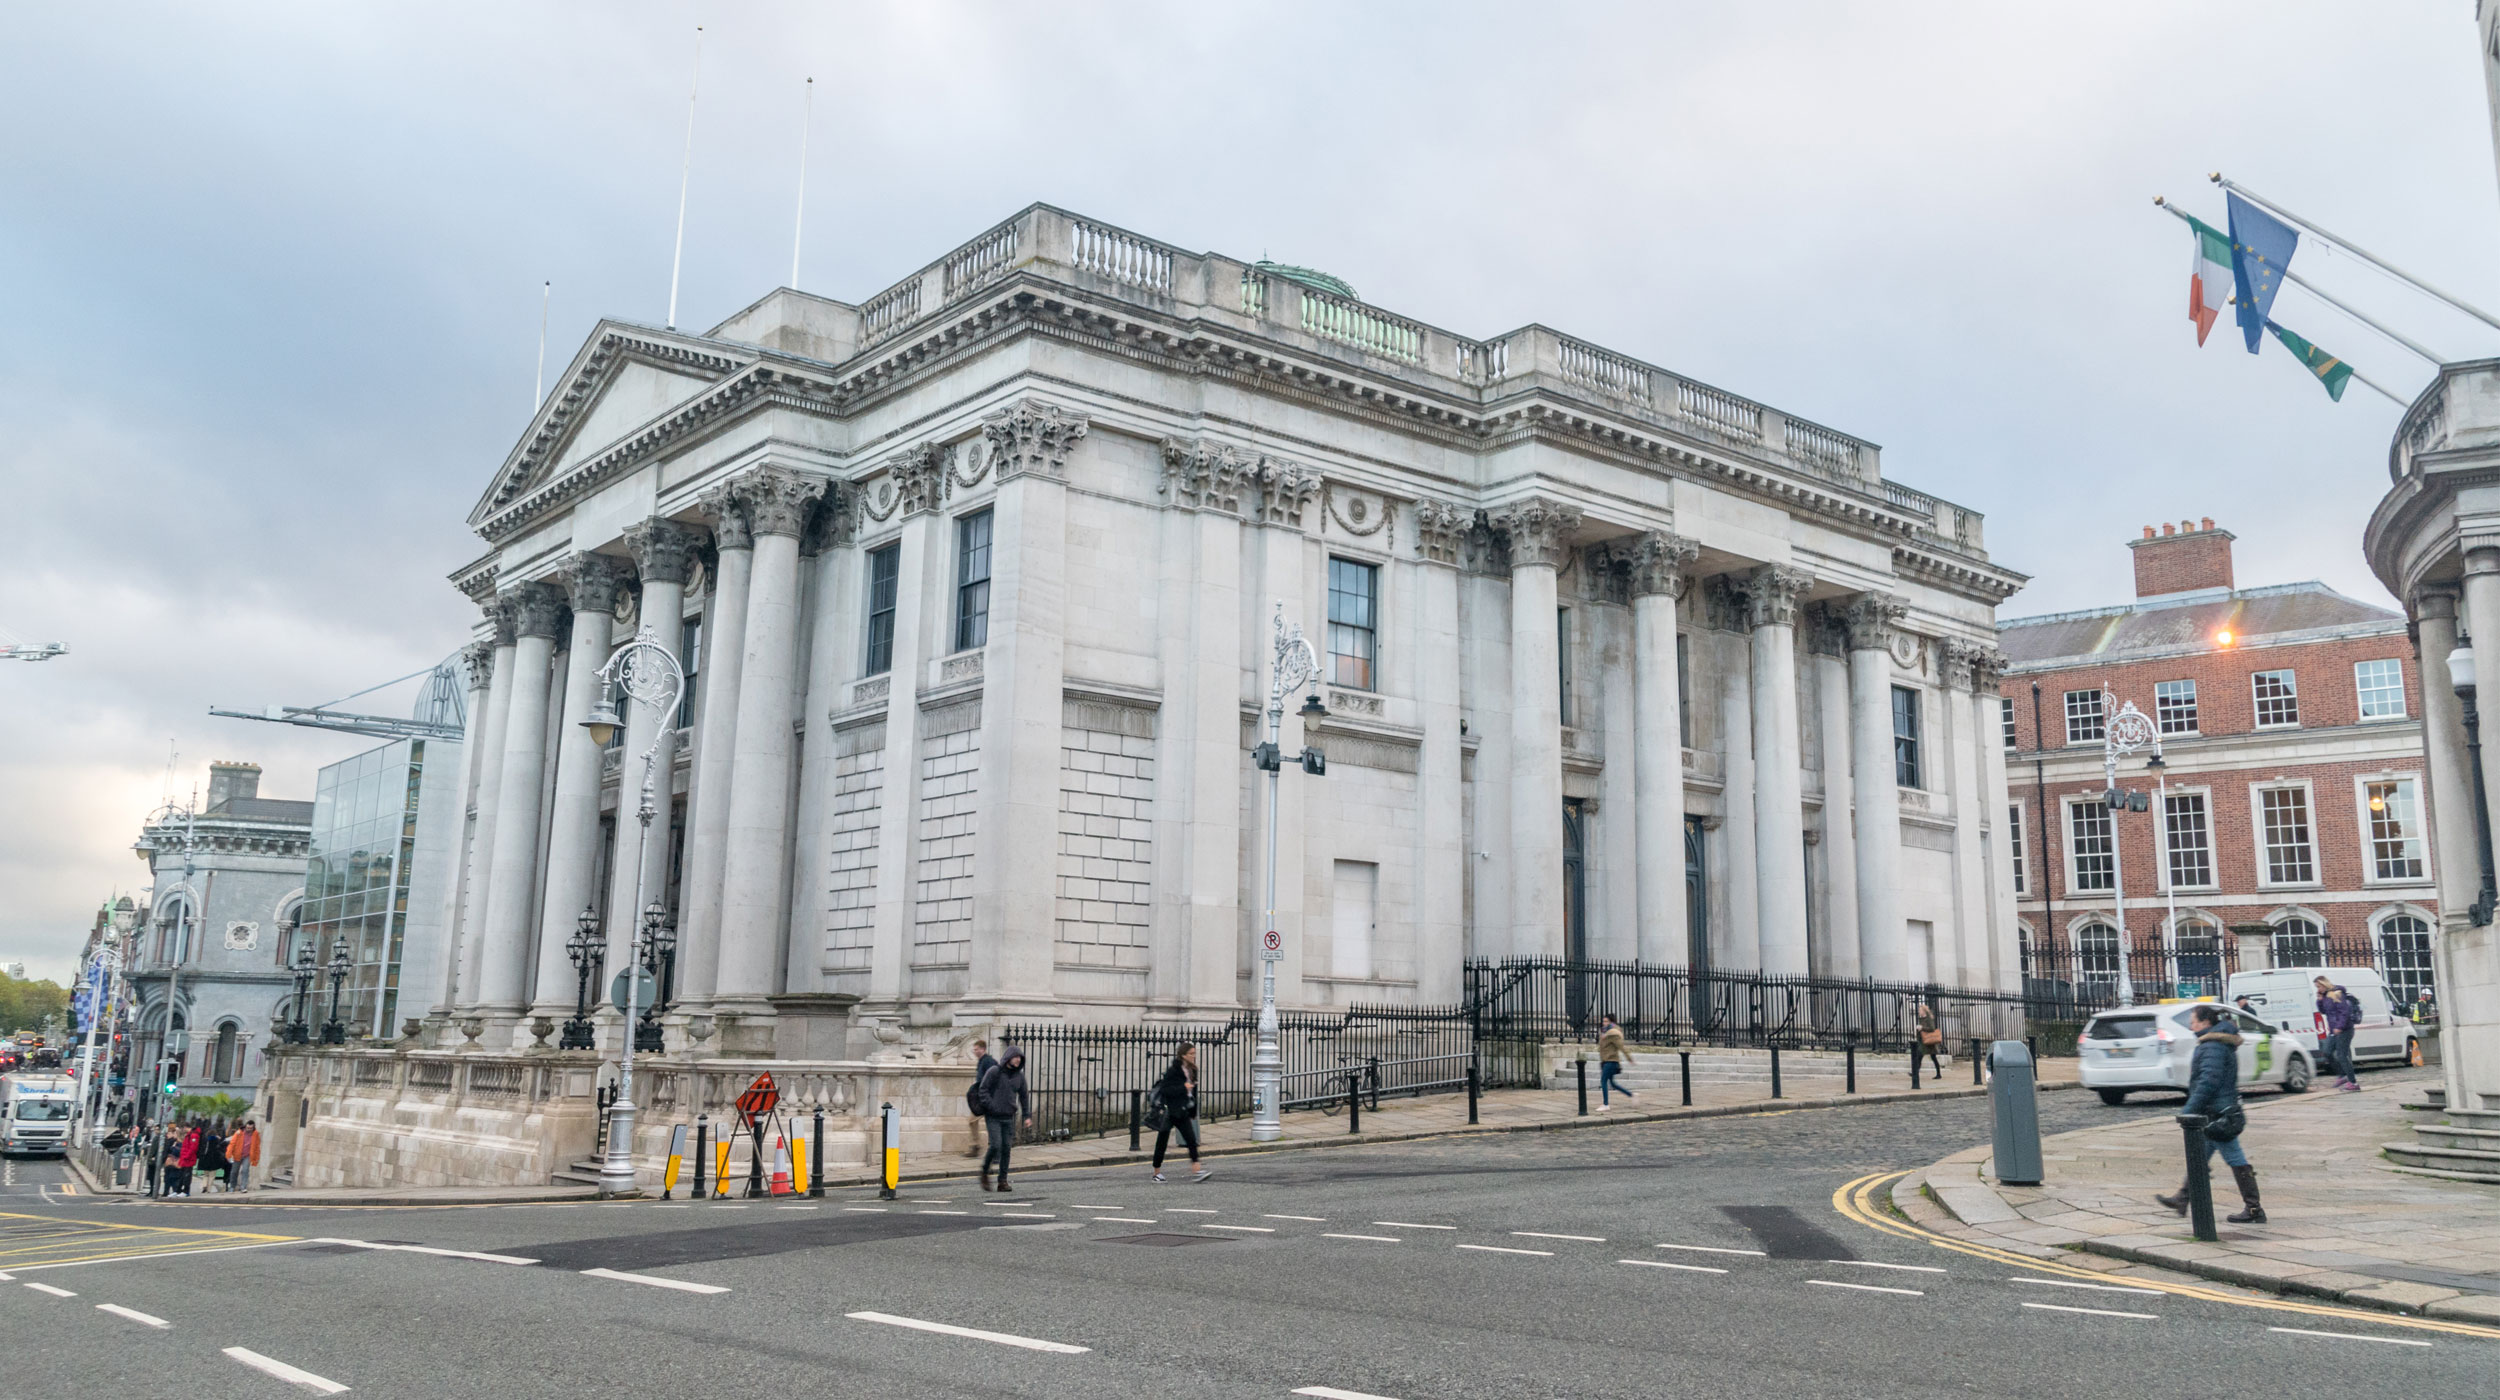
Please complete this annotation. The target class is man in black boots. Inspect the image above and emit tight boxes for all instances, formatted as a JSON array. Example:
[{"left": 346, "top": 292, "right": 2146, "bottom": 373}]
[{"left": 2156, "top": 1004, "right": 2266, "bottom": 1225}]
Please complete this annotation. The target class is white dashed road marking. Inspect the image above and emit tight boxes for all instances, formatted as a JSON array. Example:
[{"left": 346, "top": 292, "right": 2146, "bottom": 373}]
[
  {"left": 2009, "top": 1276, "right": 2162, "bottom": 1296},
  {"left": 1373, "top": 1222, "right": 1454, "bottom": 1231},
  {"left": 1293, "top": 1388, "right": 1403, "bottom": 1400},
  {"left": 1657, "top": 1244, "right": 1765, "bottom": 1256},
  {"left": 917, "top": 1210, "right": 969, "bottom": 1217},
  {"left": 842, "top": 1208, "right": 888, "bottom": 1213},
  {"left": 1206, "top": 1225, "right": 1274, "bottom": 1233},
  {"left": 1169, "top": 1208, "right": 1220, "bottom": 1215},
  {"left": 580, "top": 1268, "right": 729, "bottom": 1294},
  {"left": 1806, "top": 1280, "right": 1924, "bottom": 1297},
  {"left": 2268, "top": 1327, "right": 2432, "bottom": 1347},
  {"left": 1323, "top": 1234, "right": 1400, "bottom": 1244},
  {"left": 224, "top": 1346, "right": 350, "bottom": 1394},
  {"left": 1090, "top": 1217, "right": 1157, "bottom": 1224},
  {"left": 1266, "top": 1214, "right": 1327, "bottom": 1222},
  {"left": 847, "top": 1311, "right": 1088, "bottom": 1354},
  {"left": 313, "top": 1239, "right": 538, "bottom": 1266},
  {"left": 2021, "top": 1302, "right": 2157, "bottom": 1320},
  {"left": 991, "top": 1213, "right": 1056, "bottom": 1220},
  {"left": 1621, "top": 1259, "right": 1726, "bottom": 1274},
  {"left": 24, "top": 1282, "right": 75, "bottom": 1298},
  {"left": 1827, "top": 1260, "right": 1947, "bottom": 1274},
  {"left": 1513, "top": 1232, "right": 1604, "bottom": 1243},
  {"left": 1456, "top": 1244, "right": 1552, "bottom": 1257},
  {"left": 97, "top": 1303, "right": 170, "bottom": 1327}
]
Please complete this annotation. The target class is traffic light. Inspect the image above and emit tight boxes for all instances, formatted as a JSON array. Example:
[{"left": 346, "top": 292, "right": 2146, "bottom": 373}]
[{"left": 162, "top": 1072, "right": 178, "bottom": 1097}]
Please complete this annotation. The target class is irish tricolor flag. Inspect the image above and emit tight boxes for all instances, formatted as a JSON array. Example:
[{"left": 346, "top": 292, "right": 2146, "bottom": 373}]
[{"left": 2184, "top": 213, "right": 2232, "bottom": 346}]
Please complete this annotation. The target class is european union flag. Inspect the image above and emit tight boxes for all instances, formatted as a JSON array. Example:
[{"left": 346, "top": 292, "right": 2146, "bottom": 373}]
[{"left": 2228, "top": 192, "right": 2299, "bottom": 354}]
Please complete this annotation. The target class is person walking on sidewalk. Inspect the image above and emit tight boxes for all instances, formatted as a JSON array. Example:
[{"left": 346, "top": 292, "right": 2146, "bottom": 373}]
[
  {"left": 228, "top": 1120, "right": 259, "bottom": 1193},
  {"left": 2156, "top": 1004, "right": 2265, "bottom": 1224},
  {"left": 170, "top": 1120, "right": 200, "bottom": 1197},
  {"left": 2315, "top": 975, "right": 2361, "bottom": 1091},
  {"left": 963, "top": 1039, "right": 996, "bottom": 1159},
  {"left": 977, "top": 1046, "right": 1032, "bottom": 1193},
  {"left": 1150, "top": 1041, "right": 1212, "bottom": 1183},
  {"left": 1913, "top": 1002, "right": 1947, "bottom": 1082},
  {"left": 1596, "top": 1015, "right": 1636, "bottom": 1110},
  {"left": 195, "top": 1118, "right": 229, "bottom": 1192}
]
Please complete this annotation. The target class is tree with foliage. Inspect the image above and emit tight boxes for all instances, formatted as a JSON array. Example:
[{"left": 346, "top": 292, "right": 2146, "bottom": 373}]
[{"left": 0, "top": 970, "right": 69, "bottom": 1035}]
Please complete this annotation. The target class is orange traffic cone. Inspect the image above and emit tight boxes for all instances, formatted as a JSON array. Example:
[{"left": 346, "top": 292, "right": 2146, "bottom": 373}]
[{"left": 769, "top": 1133, "right": 793, "bottom": 1195}]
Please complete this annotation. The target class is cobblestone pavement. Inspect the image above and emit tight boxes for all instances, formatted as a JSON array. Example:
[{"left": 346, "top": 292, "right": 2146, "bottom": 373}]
[{"left": 1906, "top": 1065, "right": 2500, "bottom": 1323}]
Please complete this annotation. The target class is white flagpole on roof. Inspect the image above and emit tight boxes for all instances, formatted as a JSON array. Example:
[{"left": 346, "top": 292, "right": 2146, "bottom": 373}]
[
  {"left": 535, "top": 282, "right": 552, "bottom": 411},
  {"left": 666, "top": 26, "right": 705, "bottom": 330},
  {"left": 2156, "top": 199, "right": 2446, "bottom": 365},
  {"left": 792, "top": 77, "right": 813, "bottom": 290},
  {"left": 2212, "top": 173, "right": 2500, "bottom": 335}
]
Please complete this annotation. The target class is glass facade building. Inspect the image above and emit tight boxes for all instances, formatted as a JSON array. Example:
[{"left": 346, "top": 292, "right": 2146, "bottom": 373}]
[{"left": 296, "top": 740, "right": 429, "bottom": 1038}]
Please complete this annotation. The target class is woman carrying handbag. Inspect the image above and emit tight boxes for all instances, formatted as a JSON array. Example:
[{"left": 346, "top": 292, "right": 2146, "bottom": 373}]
[
  {"left": 1914, "top": 1002, "right": 1947, "bottom": 1081},
  {"left": 1150, "top": 1042, "right": 1212, "bottom": 1184}
]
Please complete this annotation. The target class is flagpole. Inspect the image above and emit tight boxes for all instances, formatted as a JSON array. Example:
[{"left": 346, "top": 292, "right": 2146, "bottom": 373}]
[
  {"left": 2158, "top": 199, "right": 2447, "bottom": 365},
  {"left": 2345, "top": 367, "right": 2410, "bottom": 408},
  {"left": 791, "top": 77, "right": 813, "bottom": 290},
  {"left": 534, "top": 281, "right": 552, "bottom": 411},
  {"left": 2211, "top": 173, "right": 2500, "bottom": 335},
  {"left": 665, "top": 26, "right": 705, "bottom": 330}
]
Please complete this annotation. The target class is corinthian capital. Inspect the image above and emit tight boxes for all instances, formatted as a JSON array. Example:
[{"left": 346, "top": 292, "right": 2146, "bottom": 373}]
[
  {"left": 1843, "top": 592, "right": 1909, "bottom": 653},
  {"left": 1745, "top": 563, "right": 1813, "bottom": 629},
  {"left": 1627, "top": 531, "right": 1700, "bottom": 598},
  {"left": 1255, "top": 456, "right": 1320, "bottom": 529},
  {"left": 696, "top": 481, "right": 753, "bottom": 550},
  {"left": 1159, "top": 438, "right": 1257, "bottom": 515},
  {"left": 501, "top": 580, "right": 568, "bottom": 640},
  {"left": 564, "top": 553, "right": 635, "bottom": 617},
  {"left": 731, "top": 464, "right": 831, "bottom": 538},
  {"left": 984, "top": 399, "right": 1090, "bottom": 482},
  {"left": 461, "top": 640, "right": 497, "bottom": 691},
  {"left": 887, "top": 442, "right": 949, "bottom": 517},
  {"left": 1491, "top": 498, "right": 1584, "bottom": 570},
  {"left": 1414, "top": 499, "right": 1473, "bottom": 566},
  {"left": 624, "top": 517, "right": 704, "bottom": 587}
]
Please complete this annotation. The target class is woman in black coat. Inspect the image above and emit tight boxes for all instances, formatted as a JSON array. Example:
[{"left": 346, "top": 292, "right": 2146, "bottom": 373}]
[{"left": 1151, "top": 1042, "right": 1211, "bottom": 1184}]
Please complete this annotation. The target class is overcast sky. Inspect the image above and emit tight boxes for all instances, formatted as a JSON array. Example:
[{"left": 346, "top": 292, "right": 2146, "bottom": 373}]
[{"left": 5, "top": 3, "right": 2494, "bottom": 982}]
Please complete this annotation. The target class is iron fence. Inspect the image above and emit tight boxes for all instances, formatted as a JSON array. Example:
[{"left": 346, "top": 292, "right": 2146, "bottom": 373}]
[{"left": 1463, "top": 957, "right": 2059, "bottom": 1052}]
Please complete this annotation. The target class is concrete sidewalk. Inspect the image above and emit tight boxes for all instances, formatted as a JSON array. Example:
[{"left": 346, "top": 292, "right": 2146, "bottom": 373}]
[{"left": 1902, "top": 1066, "right": 2500, "bottom": 1324}]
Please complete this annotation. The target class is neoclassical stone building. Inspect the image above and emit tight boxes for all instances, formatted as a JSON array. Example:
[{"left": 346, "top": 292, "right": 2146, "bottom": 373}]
[{"left": 432, "top": 205, "right": 2027, "bottom": 1058}]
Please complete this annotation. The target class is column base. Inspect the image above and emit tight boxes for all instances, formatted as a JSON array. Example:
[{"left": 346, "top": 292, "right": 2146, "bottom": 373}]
[{"left": 709, "top": 997, "right": 779, "bottom": 1058}]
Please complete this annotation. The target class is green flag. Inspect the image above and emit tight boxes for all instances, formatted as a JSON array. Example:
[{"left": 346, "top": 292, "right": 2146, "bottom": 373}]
[{"left": 2263, "top": 319, "right": 2353, "bottom": 402}]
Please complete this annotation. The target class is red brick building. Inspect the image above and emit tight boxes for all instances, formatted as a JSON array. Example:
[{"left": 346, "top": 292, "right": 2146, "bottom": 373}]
[{"left": 1998, "top": 521, "right": 2438, "bottom": 1008}]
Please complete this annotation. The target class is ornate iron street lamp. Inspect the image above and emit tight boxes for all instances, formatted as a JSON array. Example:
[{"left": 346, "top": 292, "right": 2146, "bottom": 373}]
[
  {"left": 2448, "top": 645, "right": 2499, "bottom": 927},
  {"left": 634, "top": 901, "right": 677, "bottom": 1054},
  {"left": 1250, "top": 602, "right": 1328, "bottom": 1142},
  {"left": 577, "top": 623, "right": 686, "bottom": 1195},
  {"left": 2096, "top": 692, "right": 2158, "bottom": 1005},
  {"left": 562, "top": 907, "right": 602, "bottom": 1051},
  {"left": 284, "top": 943, "right": 318, "bottom": 1045},
  {"left": 319, "top": 937, "right": 352, "bottom": 1046}
]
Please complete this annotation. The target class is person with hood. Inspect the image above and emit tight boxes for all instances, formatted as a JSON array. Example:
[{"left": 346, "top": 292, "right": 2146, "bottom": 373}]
[
  {"left": 170, "top": 1120, "right": 201, "bottom": 1197},
  {"left": 963, "top": 1039, "right": 996, "bottom": 1159},
  {"left": 2156, "top": 1004, "right": 2265, "bottom": 1225},
  {"left": 1150, "top": 1041, "right": 1211, "bottom": 1183},
  {"left": 195, "top": 1117, "right": 230, "bottom": 1192},
  {"left": 977, "top": 1045, "right": 1032, "bottom": 1193},
  {"left": 1595, "top": 1014, "right": 1636, "bottom": 1110},
  {"left": 2314, "top": 975, "right": 2361, "bottom": 1091}
]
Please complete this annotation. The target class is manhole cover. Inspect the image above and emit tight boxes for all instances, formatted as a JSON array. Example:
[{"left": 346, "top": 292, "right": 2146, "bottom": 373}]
[{"left": 1096, "top": 1233, "right": 1233, "bottom": 1247}]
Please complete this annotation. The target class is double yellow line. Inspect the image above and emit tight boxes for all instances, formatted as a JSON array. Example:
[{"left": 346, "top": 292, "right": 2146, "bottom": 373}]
[
  {"left": 0, "top": 1210, "right": 298, "bottom": 1271},
  {"left": 1832, "top": 1172, "right": 2500, "bottom": 1342}
]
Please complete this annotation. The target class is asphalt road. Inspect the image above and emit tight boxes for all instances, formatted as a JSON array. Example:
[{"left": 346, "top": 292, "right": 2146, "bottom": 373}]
[{"left": 1, "top": 1090, "right": 2488, "bottom": 1399}]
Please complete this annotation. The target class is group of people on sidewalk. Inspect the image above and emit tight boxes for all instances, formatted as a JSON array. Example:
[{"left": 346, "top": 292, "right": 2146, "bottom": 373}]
[
  {"left": 134, "top": 1117, "right": 260, "bottom": 1197},
  {"left": 958, "top": 1036, "right": 1216, "bottom": 1190}
]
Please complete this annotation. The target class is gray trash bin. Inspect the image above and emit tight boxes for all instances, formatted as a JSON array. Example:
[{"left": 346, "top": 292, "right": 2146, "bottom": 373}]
[{"left": 1988, "top": 1039, "right": 2042, "bottom": 1186}]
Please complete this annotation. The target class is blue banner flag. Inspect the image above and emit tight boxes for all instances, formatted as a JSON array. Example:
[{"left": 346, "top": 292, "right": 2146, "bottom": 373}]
[{"left": 2227, "top": 192, "right": 2299, "bottom": 354}]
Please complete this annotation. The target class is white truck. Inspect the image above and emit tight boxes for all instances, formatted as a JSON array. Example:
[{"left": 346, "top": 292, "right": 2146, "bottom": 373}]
[{"left": 0, "top": 1074, "right": 77, "bottom": 1157}]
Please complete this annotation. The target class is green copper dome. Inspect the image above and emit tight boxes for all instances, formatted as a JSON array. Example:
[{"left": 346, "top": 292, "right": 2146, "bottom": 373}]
[{"left": 1251, "top": 261, "right": 1357, "bottom": 301}]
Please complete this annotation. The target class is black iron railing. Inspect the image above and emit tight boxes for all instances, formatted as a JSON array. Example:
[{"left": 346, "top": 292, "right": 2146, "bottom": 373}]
[{"left": 1463, "top": 957, "right": 2066, "bottom": 1052}]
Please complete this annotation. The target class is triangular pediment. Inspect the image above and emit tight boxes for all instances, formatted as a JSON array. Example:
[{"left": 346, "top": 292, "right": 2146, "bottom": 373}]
[{"left": 468, "top": 322, "right": 752, "bottom": 530}]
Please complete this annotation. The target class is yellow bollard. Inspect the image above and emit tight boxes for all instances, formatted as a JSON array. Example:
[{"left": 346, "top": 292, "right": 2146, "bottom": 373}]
[
  {"left": 713, "top": 1138, "right": 733, "bottom": 1198},
  {"left": 793, "top": 1136, "right": 809, "bottom": 1197},
  {"left": 880, "top": 1101, "right": 900, "bottom": 1200},
  {"left": 663, "top": 1124, "right": 688, "bottom": 1198}
]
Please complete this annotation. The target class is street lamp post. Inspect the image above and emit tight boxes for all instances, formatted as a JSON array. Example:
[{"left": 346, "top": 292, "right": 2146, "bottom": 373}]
[
  {"left": 635, "top": 902, "right": 677, "bottom": 1055},
  {"left": 141, "top": 802, "right": 200, "bottom": 1126},
  {"left": 2099, "top": 693, "right": 2158, "bottom": 1006},
  {"left": 319, "top": 938, "right": 352, "bottom": 1046},
  {"left": 284, "top": 943, "right": 318, "bottom": 1045},
  {"left": 562, "top": 908, "right": 602, "bottom": 1051},
  {"left": 577, "top": 623, "right": 686, "bottom": 1195},
  {"left": 1250, "top": 602, "right": 1328, "bottom": 1143},
  {"left": 73, "top": 903, "right": 132, "bottom": 1149},
  {"left": 2447, "top": 646, "right": 2500, "bottom": 927}
]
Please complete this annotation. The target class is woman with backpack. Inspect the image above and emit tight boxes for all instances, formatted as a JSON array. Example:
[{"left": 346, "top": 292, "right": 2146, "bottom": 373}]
[
  {"left": 1149, "top": 1042, "right": 1212, "bottom": 1184},
  {"left": 2156, "top": 1004, "right": 2265, "bottom": 1224},
  {"left": 976, "top": 1046, "right": 1031, "bottom": 1193},
  {"left": 964, "top": 1039, "right": 995, "bottom": 1159}
]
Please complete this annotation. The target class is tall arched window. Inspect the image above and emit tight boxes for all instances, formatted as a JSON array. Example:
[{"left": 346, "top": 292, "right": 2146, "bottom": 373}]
[
  {"left": 2377, "top": 913, "right": 2434, "bottom": 1005},
  {"left": 210, "top": 1021, "right": 241, "bottom": 1084},
  {"left": 2016, "top": 923, "right": 2036, "bottom": 979},
  {"left": 2076, "top": 922, "right": 2121, "bottom": 986},
  {"left": 2173, "top": 917, "right": 2223, "bottom": 997},
  {"left": 2271, "top": 916, "right": 2325, "bottom": 969}
]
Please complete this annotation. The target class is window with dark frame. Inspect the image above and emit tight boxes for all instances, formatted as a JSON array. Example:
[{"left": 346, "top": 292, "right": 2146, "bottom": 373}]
[
  {"left": 2163, "top": 791, "right": 2212, "bottom": 889},
  {"left": 2155, "top": 678, "right": 2197, "bottom": 735},
  {"left": 1326, "top": 557, "right": 1378, "bottom": 690},
  {"left": 2252, "top": 669, "right": 2300, "bottom": 727},
  {"left": 2064, "top": 688, "right": 2105, "bottom": 745},
  {"left": 674, "top": 615, "right": 703, "bottom": 733},
  {"left": 863, "top": 542, "right": 900, "bottom": 676},
  {"left": 2366, "top": 778, "right": 2425, "bottom": 881},
  {"left": 1677, "top": 633, "right": 1692, "bottom": 748},
  {"left": 952, "top": 509, "right": 993, "bottom": 653},
  {"left": 2259, "top": 785, "right": 2316, "bottom": 884},
  {"left": 2009, "top": 804, "right": 2027, "bottom": 894},
  {"left": 2001, "top": 695, "right": 2017, "bottom": 751},
  {"left": 1892, "top": 685, "right": 1922, "bottom": 788},
  {"left": 2068, "top": 798, "right": 2115, "bottom": 892},
  {"left": 1557, "top": 606, "right": 1573, "bottom": 726}
]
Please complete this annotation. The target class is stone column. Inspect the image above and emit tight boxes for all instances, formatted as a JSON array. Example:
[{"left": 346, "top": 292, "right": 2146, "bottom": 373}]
[
  {"left": 676, "top": 488, "right": 754, "bottom": 1014},
  {"left": 476, "top": 581, "right": 568, "bottom": 1030},
  {"left": 1942, "top": 641, "right": 1991, "bottom": 990},
  {"left": 1973, "top": 649, "right": 2023, "bottom": 995},
  {"left": 1493, "top": 498, "right": 1582, "bottom": 960},
  {"left": 453, "top": 603, "right": 518, "bottom": 1011},
  {"left": 526, "top": 554, "right": 632, "bottom": 1034},
  {"left": 1847, "top": 593, "right": 1911, "bottom": 983},
  {"left": 2414, "top": 587, "right": 2480, "bottom": 924},
  {"left": 429, "top": 636, "right": 496, "bottom": 1029},
  {"left": 1630, "top": 532, "right": 1698, "bottom": 969},
  {"left": 1747, "top": 563, "right": 1813, "bottom": 978},
  {"left": 605, "top": 519, "right": 701, "bottom": 1001},
  {"left": 1710, "top": 580, "right": 1760, "bottom": 972},
  {"left": 783, "top": 493, "right": 853, "bottom": 998},
  {"left": 2464, "top": 545, "right": 2500, "bottom": 883},
  {"left": 1414, "top": 501, "right": 1472, "bottom": 1000},
  {"left": 714, "top": 465, "right": 832, "bottom": 1049},
  {"left": 1807, "top": 608, "right": 1860, "bottom": 980}
]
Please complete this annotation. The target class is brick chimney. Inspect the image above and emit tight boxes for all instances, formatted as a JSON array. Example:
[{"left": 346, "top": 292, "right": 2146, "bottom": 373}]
[
  {"left": 2127, "top": 517, "right": 2234, "bottom": 598},
  {"left": 207, "top": 760, "right": 262, "bottom": 811}
]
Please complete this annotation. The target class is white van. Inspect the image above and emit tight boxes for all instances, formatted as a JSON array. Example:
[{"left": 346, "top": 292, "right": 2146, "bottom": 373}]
[
  {"left": 0, "top": 1074, "right": 77, "bottom": 1156},
  {"left": 2225, "top": 967, "right": 2418, "bottom": 1068}
]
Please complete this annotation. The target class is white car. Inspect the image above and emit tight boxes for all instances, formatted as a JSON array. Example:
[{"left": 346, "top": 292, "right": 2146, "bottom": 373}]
[{"left": 2077, "top": 1002, "right": 2313, "bottom": 1106}]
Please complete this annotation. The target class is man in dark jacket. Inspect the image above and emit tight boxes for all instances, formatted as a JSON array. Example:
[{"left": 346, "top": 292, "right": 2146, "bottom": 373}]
[
  {"left": 964, "top": 1039, "right": 995, "bottom": 1159},
  {"left": 977, "top": 1046, "right": 1032, "bottom": 1193},
  {"left": 2315, "top": 976, "right": 2361, "bottom": 1091},
  {"left": 2156, "top": 1005, "right": 2265, "bottom": 1224}
]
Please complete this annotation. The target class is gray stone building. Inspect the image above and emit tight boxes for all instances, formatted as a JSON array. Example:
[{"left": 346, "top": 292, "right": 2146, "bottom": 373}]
[
  {"left": 432, "top": 204, "right": 2029, "bottom": 1061},
  {"left": 128, "top": 762, "right": 311, "bottom": 1100}
]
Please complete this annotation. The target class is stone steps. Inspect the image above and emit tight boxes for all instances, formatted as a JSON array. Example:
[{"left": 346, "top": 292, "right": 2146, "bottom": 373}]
[
  {"left": 2412, "top": 1124, "right": 2500, "bottom": 1154},
  {"left": 549, "top": 1157, "right": 605, "bottom": 1187},
  {"left": 2382, "top": 1139, "right": 2500, "bottom": 1183},
  {"left": 2446, "top": 1108, "right": 2500, "bottom": 1131}
]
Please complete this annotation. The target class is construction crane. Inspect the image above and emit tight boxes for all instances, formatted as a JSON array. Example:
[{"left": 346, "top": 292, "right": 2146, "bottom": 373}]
[{"left": 209, "top": 655, "right": 467, "bottom": 742}]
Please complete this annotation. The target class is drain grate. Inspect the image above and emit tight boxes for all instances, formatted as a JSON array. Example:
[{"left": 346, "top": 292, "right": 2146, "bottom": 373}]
[{"left": 1095, "top": 1233, "right": 1234, "bottom": 1247}]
